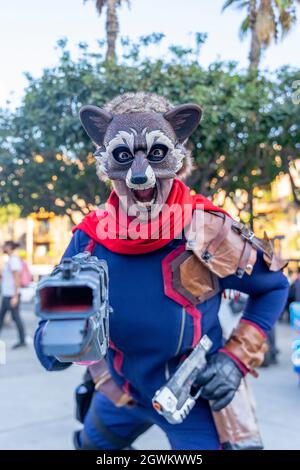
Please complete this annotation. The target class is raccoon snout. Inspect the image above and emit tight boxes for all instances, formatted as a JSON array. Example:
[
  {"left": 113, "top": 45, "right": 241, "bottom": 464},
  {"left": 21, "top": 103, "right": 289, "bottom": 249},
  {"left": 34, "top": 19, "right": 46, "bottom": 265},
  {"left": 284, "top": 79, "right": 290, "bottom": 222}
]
[
  {"left": 126, "top": 166, "right": 156, "bottom": 190},
  {"left": 130, "top": 174, "right": 148, "bottom": 185}
]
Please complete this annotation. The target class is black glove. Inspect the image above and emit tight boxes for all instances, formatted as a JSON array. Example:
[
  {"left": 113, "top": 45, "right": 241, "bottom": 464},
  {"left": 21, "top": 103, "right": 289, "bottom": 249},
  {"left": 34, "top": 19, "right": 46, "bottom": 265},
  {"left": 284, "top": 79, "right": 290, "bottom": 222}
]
[{"left": 193, "top": 352, "right": 243, "bottom": 412}]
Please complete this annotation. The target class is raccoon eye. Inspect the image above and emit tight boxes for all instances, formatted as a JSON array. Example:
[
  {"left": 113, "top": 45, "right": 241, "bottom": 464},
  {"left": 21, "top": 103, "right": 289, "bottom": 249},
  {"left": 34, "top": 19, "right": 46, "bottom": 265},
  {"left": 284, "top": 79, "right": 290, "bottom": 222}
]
[
  {"left": 112, "top": 146, "right": 134, "bottom": 164},
  {"left": 148, "top": 144, "right": 168, "bottom": 162}
]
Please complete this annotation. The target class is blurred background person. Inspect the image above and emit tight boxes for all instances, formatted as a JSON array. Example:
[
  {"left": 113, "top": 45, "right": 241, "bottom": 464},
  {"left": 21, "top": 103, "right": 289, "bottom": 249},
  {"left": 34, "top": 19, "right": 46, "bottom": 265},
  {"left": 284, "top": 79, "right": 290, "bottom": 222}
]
[{"left": 0, "top": 241, "right": 26, "bottom": 348}]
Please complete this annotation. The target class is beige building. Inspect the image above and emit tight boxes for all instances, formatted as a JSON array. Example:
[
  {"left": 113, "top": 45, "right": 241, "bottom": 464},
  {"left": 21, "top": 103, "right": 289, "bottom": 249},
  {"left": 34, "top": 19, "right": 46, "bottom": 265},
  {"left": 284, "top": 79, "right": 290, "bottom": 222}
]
[
  {"left": 254, "top": 174, "right": 300, "bottom": 263},
  {"left": 0, "top": 209, "right": 73, "bottom": 271}
]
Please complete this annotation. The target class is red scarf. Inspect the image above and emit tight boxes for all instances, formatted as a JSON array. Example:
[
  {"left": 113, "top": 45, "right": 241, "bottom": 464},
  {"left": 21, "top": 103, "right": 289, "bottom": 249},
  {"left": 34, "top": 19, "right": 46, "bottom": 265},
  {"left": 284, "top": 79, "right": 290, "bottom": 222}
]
[{"left": 73, "top": 179, "right": 229, "bottom": 255}]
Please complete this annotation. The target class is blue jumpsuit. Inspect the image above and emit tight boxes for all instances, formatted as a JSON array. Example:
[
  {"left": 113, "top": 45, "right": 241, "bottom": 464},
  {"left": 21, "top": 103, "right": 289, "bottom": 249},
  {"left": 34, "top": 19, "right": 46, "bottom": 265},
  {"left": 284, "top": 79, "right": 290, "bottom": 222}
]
[{"left": 35, "top": 228, "right": 289, "bottom": 450}]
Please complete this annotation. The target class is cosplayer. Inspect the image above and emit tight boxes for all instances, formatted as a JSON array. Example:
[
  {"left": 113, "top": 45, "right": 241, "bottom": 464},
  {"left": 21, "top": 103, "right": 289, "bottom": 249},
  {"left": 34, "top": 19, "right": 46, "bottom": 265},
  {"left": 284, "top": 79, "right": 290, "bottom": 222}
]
[{"left": 35, "top": 92, "right": 289, "bottom": 450}]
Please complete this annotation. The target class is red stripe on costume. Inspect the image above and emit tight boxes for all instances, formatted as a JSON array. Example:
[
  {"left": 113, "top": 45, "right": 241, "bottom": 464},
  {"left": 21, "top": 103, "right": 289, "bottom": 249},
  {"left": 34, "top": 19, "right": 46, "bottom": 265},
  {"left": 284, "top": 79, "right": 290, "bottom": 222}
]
[
  {"left": 109, "top": 340, "right": 131, "bottom": 396},
  {"left": 84, "top": 238, "right": 97, "bottom": 254},
  {"left": 162, "top": 245, "right": 202, "bottom": 349},
  {"left": 186, "top": 305, "right": 201, "bottom": 348},
  {"left": 123, "top": 381, "right": 130, "bottom": 394},
  {"left": 109, "top": 340, "right": 124, "bottom": 375},
  {"left": 162, "top": 245, "right": 191, "bottom": 308}
]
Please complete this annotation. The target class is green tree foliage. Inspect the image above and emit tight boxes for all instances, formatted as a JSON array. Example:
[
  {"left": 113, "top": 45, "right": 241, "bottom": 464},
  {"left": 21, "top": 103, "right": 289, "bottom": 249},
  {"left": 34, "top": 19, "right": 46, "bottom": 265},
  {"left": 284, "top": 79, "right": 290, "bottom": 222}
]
[
  {"left": 0, "top": 35, "right": 299, "bottom": 220},
  {"left": 0, "top": 204, "right": 21, "bottom": 226}
]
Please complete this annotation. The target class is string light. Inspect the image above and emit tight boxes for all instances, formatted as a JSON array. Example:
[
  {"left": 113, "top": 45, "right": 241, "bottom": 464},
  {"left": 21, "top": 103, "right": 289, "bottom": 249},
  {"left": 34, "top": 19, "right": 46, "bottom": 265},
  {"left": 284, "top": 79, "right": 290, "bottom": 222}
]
[
  {"left": 216, "top": 155, "right": 226, "bottom": 164},
  {"left": 34, "top": 154, "right": 44, "bottom": 163},
  {"left": 87, "top": 153, "right": 95, "bottom": 165},
  {"left": 55, "top": 198, "right": 65, "bottom": 207}
]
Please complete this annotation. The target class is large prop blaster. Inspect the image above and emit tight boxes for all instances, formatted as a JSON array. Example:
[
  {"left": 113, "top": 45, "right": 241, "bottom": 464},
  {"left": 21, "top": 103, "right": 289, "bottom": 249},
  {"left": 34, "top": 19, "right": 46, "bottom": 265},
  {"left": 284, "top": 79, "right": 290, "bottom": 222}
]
[
  {"left": 35, "top": 252, "right": 110, "bottom": 363},
  {"left": 152, "top": 335, "right": 212, "bottom": 424}
]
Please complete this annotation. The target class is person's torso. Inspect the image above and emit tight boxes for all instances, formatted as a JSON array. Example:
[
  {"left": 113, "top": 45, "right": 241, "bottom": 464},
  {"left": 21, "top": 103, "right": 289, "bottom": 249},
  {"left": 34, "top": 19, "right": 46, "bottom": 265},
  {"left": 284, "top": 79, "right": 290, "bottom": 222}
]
[
  {"left": 84, "top": 234, "right": 224, "bottom": 405},
  {"left": 1, "top": 255, "right": 21, "bottom": 297}
]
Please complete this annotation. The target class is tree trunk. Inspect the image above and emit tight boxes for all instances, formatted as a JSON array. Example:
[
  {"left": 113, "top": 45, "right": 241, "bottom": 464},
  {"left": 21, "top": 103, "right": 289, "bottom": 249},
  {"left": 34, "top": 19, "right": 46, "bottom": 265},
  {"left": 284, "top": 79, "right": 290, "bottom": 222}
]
[
  {"left": 249, "top": 0, "right": 261, "bottom": 71},
  {"left": 248, "top": 1, "right": 259, "bottom": 229},
  {"left": 248, "top": 188, "right": 254, "bottom": 230},
  {"left": 106, "top": 0, "right": 119, "bottom": 61},
  {"left": 281, "top": 153, "right": 300, "bottom": 206},
  {"left": 288, "top": 166, "right": 300, "bottom": 206}
]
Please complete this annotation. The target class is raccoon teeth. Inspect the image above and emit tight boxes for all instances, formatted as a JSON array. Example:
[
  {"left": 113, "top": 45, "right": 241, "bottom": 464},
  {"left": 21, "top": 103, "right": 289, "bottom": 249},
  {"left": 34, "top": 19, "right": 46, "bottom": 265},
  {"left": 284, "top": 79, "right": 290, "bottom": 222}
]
[{"left": 137, "top": 198, "right": 155, "bottom": 209}]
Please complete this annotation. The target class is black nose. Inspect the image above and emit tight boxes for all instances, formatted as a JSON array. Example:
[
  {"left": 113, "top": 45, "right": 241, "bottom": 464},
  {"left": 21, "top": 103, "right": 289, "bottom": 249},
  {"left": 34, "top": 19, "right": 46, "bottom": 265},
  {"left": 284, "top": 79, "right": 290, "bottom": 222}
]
[{"left": 131, "top": 174, "right": 148, "bottom": 185}]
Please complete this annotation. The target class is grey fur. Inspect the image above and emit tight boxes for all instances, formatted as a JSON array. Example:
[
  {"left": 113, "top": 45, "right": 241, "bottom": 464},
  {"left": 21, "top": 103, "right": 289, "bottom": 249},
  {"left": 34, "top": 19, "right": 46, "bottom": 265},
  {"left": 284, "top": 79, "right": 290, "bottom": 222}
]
[
  {"left": 91, "top": 93, "right": 197, "bottom": 182},
  {"left": 104, "top": 92, "right": 173, "bottom": 115}
]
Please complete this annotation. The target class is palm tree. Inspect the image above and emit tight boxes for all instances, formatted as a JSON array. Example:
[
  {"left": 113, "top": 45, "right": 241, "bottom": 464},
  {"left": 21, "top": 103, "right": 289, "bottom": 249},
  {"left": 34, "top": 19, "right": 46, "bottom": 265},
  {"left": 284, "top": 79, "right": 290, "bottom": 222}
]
[
  {"left": 222, "top": 0, "right": 300, "bottom": 70},
  {"left": 84, "top": 0, "right": 130, "bottom": 61}
]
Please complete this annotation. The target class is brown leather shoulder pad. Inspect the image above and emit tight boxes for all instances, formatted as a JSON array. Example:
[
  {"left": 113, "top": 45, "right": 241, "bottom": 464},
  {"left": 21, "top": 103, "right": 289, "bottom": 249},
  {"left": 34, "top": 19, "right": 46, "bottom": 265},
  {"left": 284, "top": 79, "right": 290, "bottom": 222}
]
[
  {"left": 172, "top": 250, "right": 220, "bottom": 304},
  {"left": 186, "top": 210, "right": 257, "bottom": 278},
  {"left": 167, "top": 210, "right": 286, "bottom": 306}
]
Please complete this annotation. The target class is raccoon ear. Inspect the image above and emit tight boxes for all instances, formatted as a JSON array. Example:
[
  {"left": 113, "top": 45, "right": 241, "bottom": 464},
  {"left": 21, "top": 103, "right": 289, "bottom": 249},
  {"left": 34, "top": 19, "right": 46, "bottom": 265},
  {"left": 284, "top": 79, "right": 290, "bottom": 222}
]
[
  {"left": 79, "top": 105, "right": 113, "bottom": 145},
  {"left": 164, "top": 104, "right": 202, "bottom": 143}
]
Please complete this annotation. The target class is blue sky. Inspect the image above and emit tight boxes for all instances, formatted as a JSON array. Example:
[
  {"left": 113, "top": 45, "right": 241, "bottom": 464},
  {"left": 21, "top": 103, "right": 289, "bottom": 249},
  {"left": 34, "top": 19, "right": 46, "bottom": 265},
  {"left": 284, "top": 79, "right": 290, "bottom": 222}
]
[{"left": 0, "top": 0, "right": 299, "bottom": 107}]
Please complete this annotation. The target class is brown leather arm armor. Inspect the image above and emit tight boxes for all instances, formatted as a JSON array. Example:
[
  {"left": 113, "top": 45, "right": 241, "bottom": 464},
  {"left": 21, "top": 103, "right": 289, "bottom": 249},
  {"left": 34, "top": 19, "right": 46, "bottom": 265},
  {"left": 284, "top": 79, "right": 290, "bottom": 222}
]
[
  {"left": 223, "top": 322, "right": 269, "bottom": 377},
  {"left": 89, "top": 360, "right": 133, "bottom": 407}
]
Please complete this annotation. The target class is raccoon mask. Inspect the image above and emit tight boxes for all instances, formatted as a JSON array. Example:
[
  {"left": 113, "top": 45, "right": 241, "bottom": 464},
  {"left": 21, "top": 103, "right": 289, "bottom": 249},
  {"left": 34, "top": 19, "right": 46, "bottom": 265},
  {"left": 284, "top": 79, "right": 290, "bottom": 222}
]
[{"left": 80, "top": 92, "right": 202, "bottom": 218}]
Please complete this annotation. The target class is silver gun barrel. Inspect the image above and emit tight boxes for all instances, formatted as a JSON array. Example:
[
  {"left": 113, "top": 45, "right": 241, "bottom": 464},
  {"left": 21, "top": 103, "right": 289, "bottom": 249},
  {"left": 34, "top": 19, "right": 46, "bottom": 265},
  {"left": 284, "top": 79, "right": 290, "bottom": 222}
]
[
  {"left": 166, "top": 335, "right": 212, "bottom": 390},
  {"left": 152, "top": 335, "right": 212, "bottom": 423}
]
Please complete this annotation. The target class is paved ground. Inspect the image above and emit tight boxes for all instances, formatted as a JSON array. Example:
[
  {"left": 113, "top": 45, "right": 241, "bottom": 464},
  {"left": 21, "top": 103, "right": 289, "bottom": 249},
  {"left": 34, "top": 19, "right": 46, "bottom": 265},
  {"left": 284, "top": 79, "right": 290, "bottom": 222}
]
[{"left": 0, "top": 301, "right": 299, "bottom": 450}]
